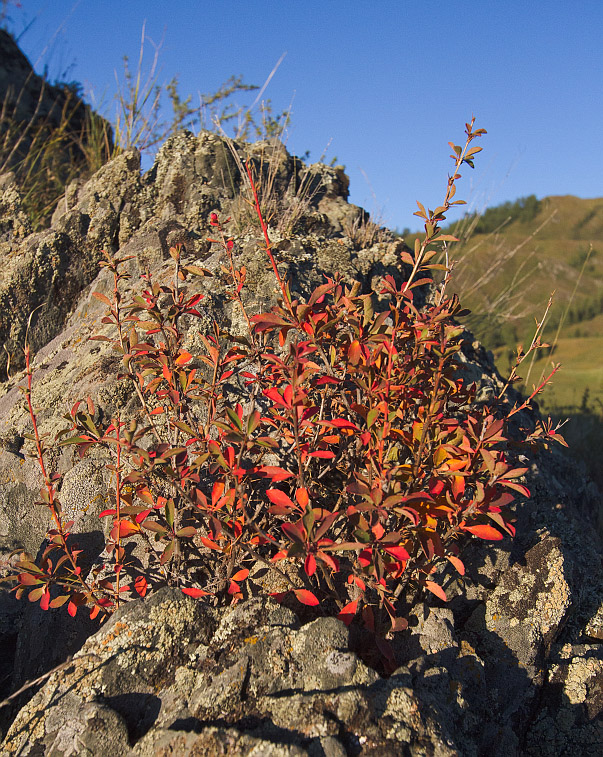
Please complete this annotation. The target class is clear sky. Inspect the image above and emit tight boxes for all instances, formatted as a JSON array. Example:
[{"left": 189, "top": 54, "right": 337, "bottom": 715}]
[{"left": 6, "top": 0, "right": 603, "bottom": 232}]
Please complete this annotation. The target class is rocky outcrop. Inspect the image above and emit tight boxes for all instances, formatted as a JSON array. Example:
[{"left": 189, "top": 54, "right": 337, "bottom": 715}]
[
  {"left": 0, "top": 126, "right": 600, "bottom": 754},
  {"left": 0, "top": 127, "right": 403, "bottom": 379},
  {"left": 2, "top": 547, "right": 601, "bottom": 757}
]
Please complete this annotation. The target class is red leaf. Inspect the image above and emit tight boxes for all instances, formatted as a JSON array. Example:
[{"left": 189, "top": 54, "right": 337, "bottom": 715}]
[
  {"left": 424, "top": 580, "right": 447, "bottom": 602},
  {"left": 384, "top": 545, "right": 410, "bottom": 561},
  {"left": 316, "top": 550, "right": 339, "bottom": 572},
  {"left": 257, "top": 466, "right": 294, "bottom": 482},
  {"left": 463, "top": 524, "right": 504, "bottom": 540},
  {"left": 181, "top": 587, "right": 211, "bottom": 598},
  {"left": 134, "top": 576, "right": 148, "bottom": 597},
  {"left": 264, "top": 386, "right": 290, "bottom": 408},
  {"left": 329, "top": 418, "right": 360, "bottom": 431},
  {"left": 68, "top": 601, "right": 78, "bottom": 617},
  {"left": 499, "top": 480, "right": 530, "bottom": 498},
  {"left": 337, "top": 599, "right": 358, "bottom": 626},
  {"left": 294, "top": 589, "right": 319, "bottom": 606},
  {"left": 268, "top": 591, "right": 288, "bottom": 602},
  {"left": 283, "top": 384, "right": 293, "bottom": 407},
  {"left": 267, "top": 488, "right": 296, "bottom": 510},
  {"left": 232, "top": 568, "right": 249, "bottom": 582},
  {"left": 304, "top": 554, "right": 317, "bottom": 576},
  {"left": 18, "top": 572, "right": 42, "bottom": 586},
  {"left": 309, "top": 450, "right": 335, "bottom": 459},
  {"left": 282, "top": 521, "right": 306, "bottom": 544},
  {"left": 314, "top": 376, "right": 341, "bottom": 386},
  {"left": 40, "top": 590, "right": 51, "bottom": 611}
]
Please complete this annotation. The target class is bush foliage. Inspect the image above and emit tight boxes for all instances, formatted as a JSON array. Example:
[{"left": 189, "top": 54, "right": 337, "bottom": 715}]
[{"left": 8, "top": 120, "right": 566, "bottom": 652}]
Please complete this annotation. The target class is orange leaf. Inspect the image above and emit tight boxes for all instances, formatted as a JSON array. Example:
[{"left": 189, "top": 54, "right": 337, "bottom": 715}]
[
  {"left": 232, "top": 569, "right": 249, "bottom": 582},
  {"left": 212, "top": 481, "right": 225, "bottom": 508},
  {"left": 296, "top": 487, "right": 310, "bottom": 508},
  {"left": 348, "top": 340, "right": 362, "bottom": 365},
  {"left": 117, "top": 520, "right": 140, "bottom": 537},
  {"left": 463, "top": 524, "right": 503, "bottom": 540},
  {"left": 424, "top": 580, "right": 447, "bottom": 602},
  {"left": 294, "top": 589, "right": 319, "bottom": 606},
  {"left": 175, "top": 351, "right": 193, "bottom": 365},
  {"left": 337, "top": 599, "right": 358, "bottom": 626},
  {"left": 446, "top": 555, "right": 465, "bottom": 575}
]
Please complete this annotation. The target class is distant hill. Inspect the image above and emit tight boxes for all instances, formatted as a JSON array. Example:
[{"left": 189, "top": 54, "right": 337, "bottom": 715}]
[
  {"left": 438, "top": 194, "right": 603, "bottom": 402},
  {"left": 436, "top": 194, "right": 603, "bottom": 488}
]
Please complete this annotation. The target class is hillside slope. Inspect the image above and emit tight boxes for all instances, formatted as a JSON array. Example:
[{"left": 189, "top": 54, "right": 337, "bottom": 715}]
[
  {"left": 444, "top": 195, "right": 603, "bottom": 408},
  {"left": 441, "top": 194, "right": 603, "bottom": 490}
]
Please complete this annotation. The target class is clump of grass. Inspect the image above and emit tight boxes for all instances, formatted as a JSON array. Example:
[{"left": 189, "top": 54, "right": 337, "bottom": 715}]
[{"left": 0, "top": 70, "right": 113, "bottom": 229}]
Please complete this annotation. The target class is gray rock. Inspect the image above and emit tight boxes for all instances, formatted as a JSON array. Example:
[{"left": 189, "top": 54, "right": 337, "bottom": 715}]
[{"left": 1, "top": 592, "right": 461, "bottom": 756}]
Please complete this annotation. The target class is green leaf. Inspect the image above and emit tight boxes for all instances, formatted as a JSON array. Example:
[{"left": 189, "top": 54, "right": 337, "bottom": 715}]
[
  {"left": 226, "top": 407, "right": 243, "bottom": 431},
  {"left": 183, "top": 265, "right": 212, "bottom": 277},
  {"left": 176, "top": 526, "right": 196, "bottom": 538},
  {"left": 367, "top": 407, "right": 380, "bottom": 428},
  {"left": 58, "top": 435, "right": 91, "bottom": 447},
  {"left": 142, "top": 520, "right": 169, "bottom": 535},
  {"left": 165, "top": 500, "right": 175, "bottom": 529}
]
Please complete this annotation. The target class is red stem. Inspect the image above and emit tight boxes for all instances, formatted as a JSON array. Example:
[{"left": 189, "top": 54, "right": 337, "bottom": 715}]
[{"left": 245, "top": 160, "right": 292, "bottom": 308}]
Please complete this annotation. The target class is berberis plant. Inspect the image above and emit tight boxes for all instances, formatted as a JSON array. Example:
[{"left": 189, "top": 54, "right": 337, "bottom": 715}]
[{"left": 9, "top": 119, "right": 567, "bottom": 652}]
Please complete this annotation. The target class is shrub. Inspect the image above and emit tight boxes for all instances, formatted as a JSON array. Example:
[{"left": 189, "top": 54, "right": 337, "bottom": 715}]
[{"left": 7, "top": 119, "right": 566, "bottom": 653}]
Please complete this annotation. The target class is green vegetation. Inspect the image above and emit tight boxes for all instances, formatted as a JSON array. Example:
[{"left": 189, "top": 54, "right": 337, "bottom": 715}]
[{"left": 449, "top": 194, "right": 542, "bottom": 235}]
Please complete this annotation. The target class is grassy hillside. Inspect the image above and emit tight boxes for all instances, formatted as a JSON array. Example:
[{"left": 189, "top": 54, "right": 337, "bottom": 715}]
[
  {"left": 441, "top": 195, "right": 603, "bottom": 408},
  {"left": 438, "top": 195, "right": 603, "bottom": 492}
]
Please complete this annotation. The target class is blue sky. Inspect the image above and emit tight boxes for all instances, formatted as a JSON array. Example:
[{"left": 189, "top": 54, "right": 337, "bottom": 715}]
[{"left": 7, "top": 0, "right": 603, "bottom": 231}]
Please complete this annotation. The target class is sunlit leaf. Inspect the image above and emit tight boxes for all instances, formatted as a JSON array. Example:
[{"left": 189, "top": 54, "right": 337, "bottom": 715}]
[
  {"left": 463, "top": 524, "right": 504, "bottom": 540},
  {"left": 294, "top": 589, "right": 319, "bottom": 606}
]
